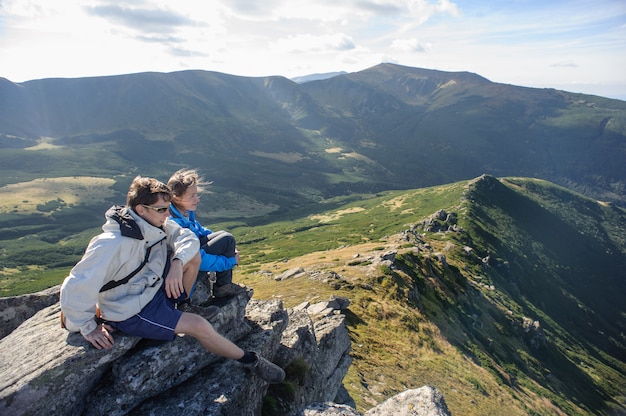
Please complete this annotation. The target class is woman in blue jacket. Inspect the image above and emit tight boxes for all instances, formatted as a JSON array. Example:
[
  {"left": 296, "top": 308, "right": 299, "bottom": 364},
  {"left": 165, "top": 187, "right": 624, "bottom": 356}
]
[{"left": 167, "top": 169, "right": 245, "bottom": 298}]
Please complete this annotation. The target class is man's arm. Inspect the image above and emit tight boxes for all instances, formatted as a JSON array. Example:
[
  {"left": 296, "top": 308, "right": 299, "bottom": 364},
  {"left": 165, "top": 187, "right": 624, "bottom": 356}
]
[
  {"left": 164, "top": 257, "right": 184, "bottom": 299},
  {"left": 164, "top": 220, "right": 200, "bottom": 298},
  {"left": 60, "top": 234, "right": 118, "bottom": 337},
  {"left": 166, "top": 219, "right": 200, "bottom": 264}
]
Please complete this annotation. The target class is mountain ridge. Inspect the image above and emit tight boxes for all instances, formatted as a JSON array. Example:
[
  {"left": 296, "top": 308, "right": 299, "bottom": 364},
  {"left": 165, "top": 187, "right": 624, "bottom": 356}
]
[
  {"left": 1, "top": 174, "right": 624, "bottom": 415},
  {"left": 1, "top": 63, "right": 624, "bottom": 211},
  {"left": 234, "top": 175, "right": 625, "bottom": 414},
  {"left": 291, "top": 71, "right": 348, "bottom": 84}
]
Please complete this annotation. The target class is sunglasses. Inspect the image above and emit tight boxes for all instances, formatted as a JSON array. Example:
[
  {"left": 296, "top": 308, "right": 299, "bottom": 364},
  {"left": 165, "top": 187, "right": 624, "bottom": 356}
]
[{"left": 141, "top": 204, "right": 170, "bottom": 214}]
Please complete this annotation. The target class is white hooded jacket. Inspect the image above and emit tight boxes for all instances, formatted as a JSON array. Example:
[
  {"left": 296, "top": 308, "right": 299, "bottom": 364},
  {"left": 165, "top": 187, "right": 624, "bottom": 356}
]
[{"left": 60, "top": 205, "right": 199, "bottom": 336}]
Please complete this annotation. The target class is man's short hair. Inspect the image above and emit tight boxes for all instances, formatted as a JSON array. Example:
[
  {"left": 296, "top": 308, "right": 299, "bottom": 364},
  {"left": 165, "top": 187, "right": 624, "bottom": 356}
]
[{"left": 126, "top": 176, "right": 171, "bottom": 207}]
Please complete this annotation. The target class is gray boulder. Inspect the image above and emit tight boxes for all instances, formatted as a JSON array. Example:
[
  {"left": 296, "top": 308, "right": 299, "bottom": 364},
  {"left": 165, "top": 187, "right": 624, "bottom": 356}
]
[
  {"left": 0, "top": 282, "right": 450, "bottom": 416},
  {"left": 0, "top": 285, "right": 350, "bottom": 416},
  {"left": 297, "top": 386, "right": 450, "bottom": 416},
  {"left": 364, "top": 386, "right": 450, "bottom": 416},
  {"left": 0, "top": 284, "right": 60, "bottom": 338}
]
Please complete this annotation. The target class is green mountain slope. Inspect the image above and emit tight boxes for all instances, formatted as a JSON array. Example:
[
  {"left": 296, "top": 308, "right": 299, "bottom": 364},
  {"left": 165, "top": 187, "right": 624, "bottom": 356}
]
[
  {"left": 301, "top": 64, "right": 626, "bottom": 202},
  {"left": 1, "top": 173, "right": 624, "bottom": 414},
  {"left": 230, "top": 175, "right": 625, "bottom": 415},
  {"left": 1, "top": 64, "right": 625, "bottom": 282},
  {"left": 0, "top": 63, "right": 624, "bottom": 414},
  {"left": 1, "top": 63, "right": 625, "bottom": 213}
]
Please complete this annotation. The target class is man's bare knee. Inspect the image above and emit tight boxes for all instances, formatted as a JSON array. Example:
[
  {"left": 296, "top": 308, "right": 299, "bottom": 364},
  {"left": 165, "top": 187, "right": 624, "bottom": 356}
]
[
  {"left": 176, "top": 311, "right": 212, "bottom": 336},
  {"left": 184, "top": 251, "right": 201, "bottom": 271},
  {"left": 182, "top": 252, "right": 201, "bottom": 294}
]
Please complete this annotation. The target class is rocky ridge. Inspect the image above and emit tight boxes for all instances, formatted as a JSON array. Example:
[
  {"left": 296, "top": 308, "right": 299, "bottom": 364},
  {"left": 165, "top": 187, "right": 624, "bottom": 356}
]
[{"left": 0, "top": 277, "right": 450, "bottom": 416}]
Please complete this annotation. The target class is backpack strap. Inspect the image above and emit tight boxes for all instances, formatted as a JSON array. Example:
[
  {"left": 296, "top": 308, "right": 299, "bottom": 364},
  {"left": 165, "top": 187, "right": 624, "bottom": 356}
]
[{"left": 99, "top": 237, "right": 166, "bottom": 293}]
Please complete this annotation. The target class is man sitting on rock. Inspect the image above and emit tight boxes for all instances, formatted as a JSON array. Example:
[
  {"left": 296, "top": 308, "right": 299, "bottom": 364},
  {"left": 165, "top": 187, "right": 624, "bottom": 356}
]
[{"left": 60, "top": 175, "right": 284, "bottom": 384}]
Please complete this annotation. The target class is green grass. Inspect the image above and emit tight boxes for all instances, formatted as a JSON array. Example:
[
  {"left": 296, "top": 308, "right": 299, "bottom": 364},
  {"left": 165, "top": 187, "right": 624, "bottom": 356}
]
[
  {"left": 0, "top": 267, "right": 70, "bottom": 296},
  {"left": 240, "top": 178, "right": 625, "bottom": 414},
  {"left": 1, "top": 176, "right": 624, "bottom": 415}
]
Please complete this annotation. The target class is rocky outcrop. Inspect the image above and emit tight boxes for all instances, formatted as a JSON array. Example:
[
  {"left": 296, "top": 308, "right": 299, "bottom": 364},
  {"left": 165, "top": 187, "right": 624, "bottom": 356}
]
[
  {"left": 299, "top": 386, "right": 450, "bottom": 416},
  {"left": 362, "top": 386, "right": 450, "bottom": 415},
  {"left": 0, "top": 281, "right": 450, "bottom": 416},
  {"left": 0, "top": 284, "right": 60, "bottom": 338}
]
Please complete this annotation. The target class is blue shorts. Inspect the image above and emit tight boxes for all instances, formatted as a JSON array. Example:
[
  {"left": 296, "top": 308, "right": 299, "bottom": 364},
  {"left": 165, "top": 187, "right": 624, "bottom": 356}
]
[
  {"left": 106, "top": 258, "right": 188, "bottom": 341},
  {"left": 107, "top": 285, "right": 184, "bottom": 341}
]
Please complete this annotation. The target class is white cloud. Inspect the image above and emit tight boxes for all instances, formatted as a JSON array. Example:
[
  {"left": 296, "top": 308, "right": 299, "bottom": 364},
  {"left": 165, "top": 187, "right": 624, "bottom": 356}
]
[
  {"left": 391, "top": 38, "right": 430, "bottom": 53},
  {"left": 84, "top": 4, "right": 196, "bottom": 34},
  {"left": 269, "top": 33, "right": 356, "bottom": 54},
  {"left": 0, "top": 0, "right": 624, "bottom": 99}
]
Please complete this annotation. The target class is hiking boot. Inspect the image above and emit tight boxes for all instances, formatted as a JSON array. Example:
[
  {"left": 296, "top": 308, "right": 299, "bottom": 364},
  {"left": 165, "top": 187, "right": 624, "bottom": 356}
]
[
  {"left": 243, "top": 352, "right": 285, "bottom": 384},
  {"left": 213, "top": 282, "right": 246, "bottom": 298}
]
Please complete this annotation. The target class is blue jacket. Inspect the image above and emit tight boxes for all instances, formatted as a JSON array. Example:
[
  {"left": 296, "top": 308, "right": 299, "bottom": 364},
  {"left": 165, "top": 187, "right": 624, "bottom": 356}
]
[{"left": 169, "top": 205, "right": 237, "bottom": 272}]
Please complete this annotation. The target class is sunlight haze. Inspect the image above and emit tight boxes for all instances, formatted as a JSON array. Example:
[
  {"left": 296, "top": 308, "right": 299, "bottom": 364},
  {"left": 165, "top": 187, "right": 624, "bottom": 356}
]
[{"left": 1, "top": 0, "right": 624, "bottom": 99}]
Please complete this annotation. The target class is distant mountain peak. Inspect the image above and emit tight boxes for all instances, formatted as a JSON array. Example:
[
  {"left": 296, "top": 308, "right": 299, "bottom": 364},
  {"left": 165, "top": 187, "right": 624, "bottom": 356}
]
[{"left": 290, "top": 71, "right": 348, "bottom": 84}]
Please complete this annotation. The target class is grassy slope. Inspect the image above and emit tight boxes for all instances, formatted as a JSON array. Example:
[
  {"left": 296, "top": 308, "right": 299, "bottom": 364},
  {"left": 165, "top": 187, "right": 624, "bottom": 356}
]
[
  {"left": 1, "top": 177, "right": 624, "bottom": 415},
  {"left": 234, "top": 176, "right": 625, "bottom": 415}
]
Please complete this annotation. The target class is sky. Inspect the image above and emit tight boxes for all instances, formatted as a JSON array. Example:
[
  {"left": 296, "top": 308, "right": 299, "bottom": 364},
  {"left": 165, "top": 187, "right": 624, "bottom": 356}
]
[{"left": 1, "top": 0, "right": 625, "bottom": 100}]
